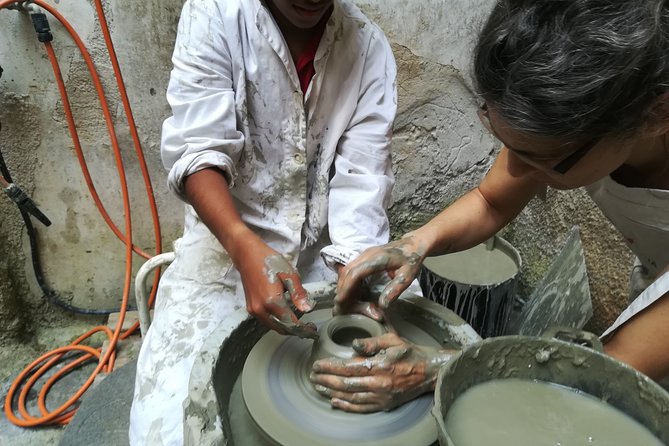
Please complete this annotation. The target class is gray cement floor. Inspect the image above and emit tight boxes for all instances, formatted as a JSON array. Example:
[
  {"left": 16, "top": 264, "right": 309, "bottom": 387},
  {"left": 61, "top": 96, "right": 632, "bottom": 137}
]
[
  {"left": 59, "top": 359, "right": 136, "bottom": 446},
  {"left": 1, "top": 336, "right": 140, "bottom": 446}
]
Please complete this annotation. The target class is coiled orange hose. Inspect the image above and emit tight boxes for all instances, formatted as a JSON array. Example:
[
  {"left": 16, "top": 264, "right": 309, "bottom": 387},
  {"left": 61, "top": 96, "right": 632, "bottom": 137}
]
[{"left": 1, "top": 0, "right": 163, "bottom": 427}]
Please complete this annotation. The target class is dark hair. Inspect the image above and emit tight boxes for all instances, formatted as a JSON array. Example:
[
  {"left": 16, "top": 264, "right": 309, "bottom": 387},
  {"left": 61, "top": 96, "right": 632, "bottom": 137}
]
[{"left": 474, "top": 0, "right": 669, "bottom": 140}]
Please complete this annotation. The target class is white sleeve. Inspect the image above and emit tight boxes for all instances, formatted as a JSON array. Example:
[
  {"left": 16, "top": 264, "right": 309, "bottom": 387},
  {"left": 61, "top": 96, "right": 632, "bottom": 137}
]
[
  {"left": 161, "top": 0, "right": 244, "bottom": 201},
  {"left": 600, "top": 271, "right": 669, "bottom": 340},
  {"left": 320, "top": 31, "right": 397, "bottom": 269}
]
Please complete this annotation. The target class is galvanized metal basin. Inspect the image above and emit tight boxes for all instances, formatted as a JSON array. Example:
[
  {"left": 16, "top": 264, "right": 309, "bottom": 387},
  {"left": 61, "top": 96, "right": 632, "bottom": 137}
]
[{"left": 432, "top": 329, "right": 669, "bottom": 445}]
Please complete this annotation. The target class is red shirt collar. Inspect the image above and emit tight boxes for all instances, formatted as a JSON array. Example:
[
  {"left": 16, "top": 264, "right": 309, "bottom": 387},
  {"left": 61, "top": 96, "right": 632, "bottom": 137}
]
[{"left": 295, "top": 8, "right": 331, "bottom": 95}]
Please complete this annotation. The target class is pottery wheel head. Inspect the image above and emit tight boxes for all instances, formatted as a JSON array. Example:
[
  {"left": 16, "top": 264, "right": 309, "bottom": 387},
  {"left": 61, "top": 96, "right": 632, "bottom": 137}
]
[{"left": 241, "top": 309, "right": 440, "bottom": 446}]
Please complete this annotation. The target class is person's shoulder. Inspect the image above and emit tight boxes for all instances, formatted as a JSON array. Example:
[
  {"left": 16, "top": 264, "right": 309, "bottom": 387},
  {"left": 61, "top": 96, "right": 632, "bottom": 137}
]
[
  {"left": 337, "top": 0, "right": 389, "bottom": 43},
  {"left": 186, "top": 0, "right": 251, "bottom": 18}
]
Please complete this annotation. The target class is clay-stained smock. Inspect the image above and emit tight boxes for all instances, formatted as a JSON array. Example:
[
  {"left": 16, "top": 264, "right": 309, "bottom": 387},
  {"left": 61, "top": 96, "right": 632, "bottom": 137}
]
[
  {"left": 161, "top": 0, "right": 397, "bottom": 268},
  {"left": 586, "top": 175, "right": 669, "bottom": 337},
  {"left": 130, "top": 2, "right": 397, "bottom": 445}
]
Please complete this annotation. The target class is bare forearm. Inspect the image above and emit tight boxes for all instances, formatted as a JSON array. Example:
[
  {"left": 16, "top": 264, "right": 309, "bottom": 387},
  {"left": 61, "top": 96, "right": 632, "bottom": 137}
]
[
  {"left": 412, "top": 188, "right": 514, "bottom": 256},
  {"left": 604, "top": 292, "right": 669, "bottom": 380},
  {"left": 411, "top": 150, "right": 543, "bottom": 256},
  {"left": 183, "top": 167, "right": 258, "bottom": 263}
]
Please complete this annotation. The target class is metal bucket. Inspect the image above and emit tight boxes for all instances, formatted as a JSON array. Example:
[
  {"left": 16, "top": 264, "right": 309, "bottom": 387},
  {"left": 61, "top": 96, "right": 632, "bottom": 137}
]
[
  {"left": 418, "top": 236, "right": 521, "bottom": 338},
  {"left": 432, "top": 328, "right": 669, "bottom": 445}
]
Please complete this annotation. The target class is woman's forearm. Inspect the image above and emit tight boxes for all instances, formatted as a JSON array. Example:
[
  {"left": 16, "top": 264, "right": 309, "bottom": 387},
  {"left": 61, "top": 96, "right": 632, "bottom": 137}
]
[
  {"left": 413, "top": 150, "right": 544, "bottom": 257},
  {"left": 604, "top": 292, "right": 669, "bottom": 380}
]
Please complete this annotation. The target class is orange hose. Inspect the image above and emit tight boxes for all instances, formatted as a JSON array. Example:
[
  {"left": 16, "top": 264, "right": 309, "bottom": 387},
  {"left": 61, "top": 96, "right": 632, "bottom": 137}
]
[
  {"left": 1, "top": 0, "right": 162, "bottom": 427},
  {"left": 91, "top": 0, "right": 163, "bottom": 339}
]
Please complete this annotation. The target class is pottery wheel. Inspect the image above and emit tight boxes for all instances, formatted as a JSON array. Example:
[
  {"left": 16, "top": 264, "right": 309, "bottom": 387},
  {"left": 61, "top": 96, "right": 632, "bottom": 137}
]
[{"left": 241, "top": 309, "right": 440, "bottom": 446}]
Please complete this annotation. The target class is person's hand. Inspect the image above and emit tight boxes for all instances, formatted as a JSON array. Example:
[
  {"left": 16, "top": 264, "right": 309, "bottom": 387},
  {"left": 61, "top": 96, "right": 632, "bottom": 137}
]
[
  {"left": 235, "top": 237, "right": 317, "bottom": 338},
  {"left": 309, "top": 333, "right": 456, "bottom": 413},
  {"left": 333, "top": 263, "right": 384, "bottom": 321},
  {"left": 334, "top": 235, "right": 427, "bottom": 318}
]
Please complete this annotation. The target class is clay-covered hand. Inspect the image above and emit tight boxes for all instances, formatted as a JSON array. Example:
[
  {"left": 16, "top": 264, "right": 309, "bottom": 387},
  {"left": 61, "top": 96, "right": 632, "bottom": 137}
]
[
  {"left": 309, "top": 333, "right": 456, "bottom": 413},
  {"left": 333, "top": 263, "right": 384, "bottom": 321},
  {"left": 334, "top": 235, "right": 426, "bottom": 319},
  {"left": 236, "top": 238, "right": 317, "bottom": 339}
]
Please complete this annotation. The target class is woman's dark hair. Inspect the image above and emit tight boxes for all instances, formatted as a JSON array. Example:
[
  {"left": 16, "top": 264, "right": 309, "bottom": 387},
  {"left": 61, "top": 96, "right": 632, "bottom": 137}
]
[{"left": 474, "top": 0, "right": 669, "bottom": 140}]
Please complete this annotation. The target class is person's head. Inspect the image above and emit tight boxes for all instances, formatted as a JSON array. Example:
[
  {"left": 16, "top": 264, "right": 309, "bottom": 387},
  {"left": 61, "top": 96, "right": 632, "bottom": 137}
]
[
  {"left": 267, "top": 0, "right": 334, "bottom": 30},
  {"left": 474, "top": 0, "right": 669, "bottom": 187}
]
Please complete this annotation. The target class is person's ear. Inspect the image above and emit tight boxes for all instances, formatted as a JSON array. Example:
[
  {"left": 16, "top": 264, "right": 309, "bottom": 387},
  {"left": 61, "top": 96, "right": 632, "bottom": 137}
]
[{"left": 643, "top": 91, "right": 669, "bottom": 136}]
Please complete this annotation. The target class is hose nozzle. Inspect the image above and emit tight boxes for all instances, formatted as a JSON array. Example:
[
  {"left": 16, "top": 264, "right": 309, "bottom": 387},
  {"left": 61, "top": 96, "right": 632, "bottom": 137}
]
[
  {"left": 30, "top": 10, "right": 53, "bottom": 43},
  {"left": 2, "top": 180, "right": 52, "bottom": 227},
  {"left": 7, "top": 1, "right": 36, "bottom": 12}
]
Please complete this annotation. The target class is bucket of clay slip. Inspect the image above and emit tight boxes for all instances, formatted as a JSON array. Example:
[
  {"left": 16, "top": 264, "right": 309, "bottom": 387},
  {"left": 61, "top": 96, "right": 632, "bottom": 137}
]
[
  {"left": 418, "top": 235, "right": 521, "bottom": 338},
  {"left": 432, "top": 329, "right": 669, "bottom": 446}
]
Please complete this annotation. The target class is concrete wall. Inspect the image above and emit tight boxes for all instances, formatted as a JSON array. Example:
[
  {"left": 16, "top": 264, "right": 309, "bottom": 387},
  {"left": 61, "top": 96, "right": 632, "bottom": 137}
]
[{"left": 0, "top": 0, "right": 631, "bottom": 346}]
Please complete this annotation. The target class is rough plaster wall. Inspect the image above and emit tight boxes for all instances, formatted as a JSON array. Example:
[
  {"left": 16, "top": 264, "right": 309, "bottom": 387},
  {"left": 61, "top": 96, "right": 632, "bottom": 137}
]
[
  {"left": 0, "top": 92, "right": 39, "bottom": 342},
  {"left": 505, "top": 190, "right": 634, "bottom": 334},
  {"left": 0, "top": 0, "right": 631, "bottom": 346},
  {"left": 0, "top": 0, "right": 184, "bottom": 345},
  {"left": 356, "top": 0, "right": 495, "bottom": 87},
  {"left": 390, "top": 44, "right": 497, "bottom": 234}
]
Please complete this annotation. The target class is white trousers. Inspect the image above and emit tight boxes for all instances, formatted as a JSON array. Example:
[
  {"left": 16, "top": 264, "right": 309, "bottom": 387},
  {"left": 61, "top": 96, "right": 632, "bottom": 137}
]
[{"left": 129, "top": 216, "right": 335, "bottom": 445}]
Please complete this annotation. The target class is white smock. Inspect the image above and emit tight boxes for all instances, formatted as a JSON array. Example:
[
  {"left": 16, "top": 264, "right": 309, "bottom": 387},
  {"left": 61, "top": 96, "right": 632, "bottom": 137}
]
[
  {"left": 585, "top": 175, "right": 669, "bottom": 338},
  {"left": 129, "top": 0, "right": 397, "bottom": 444}
]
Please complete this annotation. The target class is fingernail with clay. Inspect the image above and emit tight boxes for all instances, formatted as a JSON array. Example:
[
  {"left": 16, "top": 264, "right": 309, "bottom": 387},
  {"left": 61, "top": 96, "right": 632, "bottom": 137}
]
[
  {"left": 351, "top": 339, "right": 369, "bottom": 355},
  {"left": 379, "top": 291, "right": 392, "bottom": 309},
  {"left": 304, "top": 294, "right": 317, "bottom": 310},
  {"left": 366, "top": 306, "right": 384, "bottom": 322},
  {"left": 369, "top": 306, "right": 383, "bottom": 318}
]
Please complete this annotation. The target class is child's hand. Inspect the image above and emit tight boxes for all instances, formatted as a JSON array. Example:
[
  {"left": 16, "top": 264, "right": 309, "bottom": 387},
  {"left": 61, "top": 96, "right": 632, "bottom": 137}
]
[{"left": 235, "top": 237, "right": 317, "bottom": 338}]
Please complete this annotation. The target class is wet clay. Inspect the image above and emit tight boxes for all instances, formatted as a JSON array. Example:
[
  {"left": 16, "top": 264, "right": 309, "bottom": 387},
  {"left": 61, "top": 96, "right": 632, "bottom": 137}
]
[
  {"left": 444, "top": 378, "right": 663, "bottom": 446},
  {"left": 239, "top": 309, "right": 440, "bottom": 446},
  {"left": 423, "top": 242, "right": 519, "bottom": 286},
  {"left": 332, "top": 326, "right": 372, "bottom": 346},
  {"left": 308, "top": 314, "right": 386, "bottom": 365}
]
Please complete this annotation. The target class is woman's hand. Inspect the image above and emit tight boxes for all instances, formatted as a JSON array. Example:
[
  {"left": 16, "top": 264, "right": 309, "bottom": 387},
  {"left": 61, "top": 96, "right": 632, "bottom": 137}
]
[
  {"left": 332, "top": 263, "right": 385, "bottom": 321},
  {"left": 334, "top": 235, "right": 427, "bottom": 318},
  {"left": 235, "top": 236, "right": 317, "bottom": 338},
  {"left": 309, "top": 333, "right": 456, "bottom": 413}
]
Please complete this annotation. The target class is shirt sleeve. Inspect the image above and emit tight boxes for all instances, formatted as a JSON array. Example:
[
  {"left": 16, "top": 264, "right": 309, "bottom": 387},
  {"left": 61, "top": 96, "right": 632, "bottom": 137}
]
[
  {"left": 320, "top": 31, "right": 397, "bottom": 269},
  {"left": 600, "top": 271, "right": 669, "bottom": 340},
  {"left": 161, "top": 0, "right": 244, "bottom": 201}
]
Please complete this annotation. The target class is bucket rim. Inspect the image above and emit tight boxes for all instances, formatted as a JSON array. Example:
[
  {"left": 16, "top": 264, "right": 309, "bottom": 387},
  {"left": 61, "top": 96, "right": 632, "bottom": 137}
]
[
  {"left": 421, "top": 236, "right": 522, "bottom": 287},
  {"left": 432, "top": 333, "right": 669, "bottom": 445}
]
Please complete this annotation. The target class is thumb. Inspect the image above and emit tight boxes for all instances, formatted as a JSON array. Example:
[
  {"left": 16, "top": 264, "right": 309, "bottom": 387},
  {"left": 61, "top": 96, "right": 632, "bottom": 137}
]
[
  {"left": 378, "top": 272, "right": 412, "bottom": 309},
  {"left": 278, "top": 271, "right": 314, "bottom": 312}
]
